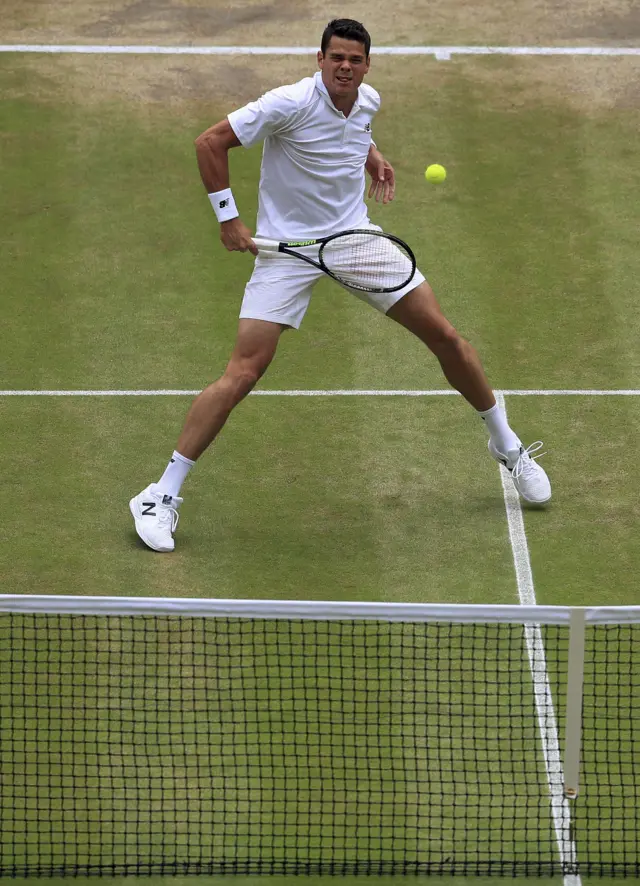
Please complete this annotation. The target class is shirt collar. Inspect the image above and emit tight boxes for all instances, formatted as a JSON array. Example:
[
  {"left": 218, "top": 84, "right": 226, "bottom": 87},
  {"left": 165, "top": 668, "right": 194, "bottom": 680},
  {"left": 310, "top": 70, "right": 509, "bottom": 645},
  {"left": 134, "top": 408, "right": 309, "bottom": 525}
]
[{"left": 314, "top": 71, "right": 360, "bottom": 115}]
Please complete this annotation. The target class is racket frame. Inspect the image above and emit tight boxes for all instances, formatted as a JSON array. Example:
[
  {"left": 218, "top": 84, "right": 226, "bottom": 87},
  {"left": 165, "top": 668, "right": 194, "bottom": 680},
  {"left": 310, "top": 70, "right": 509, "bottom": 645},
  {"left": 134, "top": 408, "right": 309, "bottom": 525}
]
[{"left": 252, "top": 229, "right": 417, "bottom": 293}]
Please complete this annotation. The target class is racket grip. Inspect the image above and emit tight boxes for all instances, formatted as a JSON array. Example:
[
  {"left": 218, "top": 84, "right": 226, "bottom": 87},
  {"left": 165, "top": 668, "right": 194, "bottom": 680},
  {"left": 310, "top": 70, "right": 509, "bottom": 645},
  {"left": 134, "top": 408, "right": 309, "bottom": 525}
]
[{"left": 252, "top": 237, "right": 279, "bottom": 253}]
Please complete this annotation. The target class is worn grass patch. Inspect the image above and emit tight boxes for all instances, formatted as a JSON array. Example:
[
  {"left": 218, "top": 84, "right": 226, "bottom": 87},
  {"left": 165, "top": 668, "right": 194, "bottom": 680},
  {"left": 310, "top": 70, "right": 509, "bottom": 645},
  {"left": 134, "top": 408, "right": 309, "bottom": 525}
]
[
  {"left": 2, "top": 0, "right": 640, "bottom": 46},
  {"left": 1, "top": 52, "right": 640, "bottom": 116}
]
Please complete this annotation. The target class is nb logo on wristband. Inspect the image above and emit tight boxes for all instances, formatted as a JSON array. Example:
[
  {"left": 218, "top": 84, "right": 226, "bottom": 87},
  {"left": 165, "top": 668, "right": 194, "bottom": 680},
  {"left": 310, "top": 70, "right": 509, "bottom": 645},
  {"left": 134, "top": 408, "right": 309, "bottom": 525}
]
[{"left": 219, "top": 199, "right": 229, "bottom": 208}]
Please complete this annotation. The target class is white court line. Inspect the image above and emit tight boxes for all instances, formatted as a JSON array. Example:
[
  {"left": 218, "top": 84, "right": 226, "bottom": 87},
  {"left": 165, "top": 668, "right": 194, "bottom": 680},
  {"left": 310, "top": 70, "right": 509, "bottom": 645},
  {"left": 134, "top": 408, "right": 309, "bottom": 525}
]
[
  {"left": 0, "top": 388, "right": 639, "bottom": 397},
  {"left": 496, "top": 393, "right": 580, "bottom": 884},
  {"left": 1, "top": 44, "right": 639, "bottom": 58}
]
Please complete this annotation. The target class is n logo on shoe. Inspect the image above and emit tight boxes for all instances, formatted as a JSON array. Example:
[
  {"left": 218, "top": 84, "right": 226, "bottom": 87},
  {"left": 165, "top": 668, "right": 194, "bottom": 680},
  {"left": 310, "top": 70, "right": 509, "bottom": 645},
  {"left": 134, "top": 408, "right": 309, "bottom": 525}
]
[{"left": 142, "top": 502, "right": 156, "bottom": 516}]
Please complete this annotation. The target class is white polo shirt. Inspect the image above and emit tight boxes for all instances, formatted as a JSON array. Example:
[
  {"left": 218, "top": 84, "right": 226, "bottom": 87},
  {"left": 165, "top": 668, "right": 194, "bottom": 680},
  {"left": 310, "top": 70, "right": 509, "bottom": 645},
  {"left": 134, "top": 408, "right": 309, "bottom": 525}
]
[{"left": 227, "top": 71, "right": 380, "bottom": 240}]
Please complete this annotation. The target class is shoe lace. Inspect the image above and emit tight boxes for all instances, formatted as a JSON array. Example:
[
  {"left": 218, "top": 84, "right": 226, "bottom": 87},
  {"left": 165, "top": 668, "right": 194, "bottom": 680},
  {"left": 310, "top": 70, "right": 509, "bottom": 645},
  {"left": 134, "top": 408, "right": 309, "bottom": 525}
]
[
  {"left": 158, "top": 502, "right": 180, "bottom": 534},
  {"left": 513, "top": 441, "right": 547, "bottom": 480}
]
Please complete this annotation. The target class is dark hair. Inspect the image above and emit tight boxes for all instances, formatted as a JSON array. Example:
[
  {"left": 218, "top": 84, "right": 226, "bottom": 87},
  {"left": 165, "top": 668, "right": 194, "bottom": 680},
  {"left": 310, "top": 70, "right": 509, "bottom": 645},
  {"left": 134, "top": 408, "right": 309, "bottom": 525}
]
[{"left": 321, "top": 19, "right": 371, "bottom": 57}]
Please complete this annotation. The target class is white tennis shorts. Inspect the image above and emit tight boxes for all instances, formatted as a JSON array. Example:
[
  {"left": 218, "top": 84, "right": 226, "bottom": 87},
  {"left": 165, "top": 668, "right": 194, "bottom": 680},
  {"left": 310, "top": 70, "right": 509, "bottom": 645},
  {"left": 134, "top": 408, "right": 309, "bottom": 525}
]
[{"left": 239, "top": 224, "right": 427, "bottom": 329}]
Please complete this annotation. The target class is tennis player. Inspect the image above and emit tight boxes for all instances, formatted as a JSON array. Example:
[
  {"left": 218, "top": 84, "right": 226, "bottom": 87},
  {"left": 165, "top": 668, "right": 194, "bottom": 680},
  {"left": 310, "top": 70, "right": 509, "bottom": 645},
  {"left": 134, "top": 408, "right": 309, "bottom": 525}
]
[{"left": 130, "top": 18, "right": 551, "bottom": 552}]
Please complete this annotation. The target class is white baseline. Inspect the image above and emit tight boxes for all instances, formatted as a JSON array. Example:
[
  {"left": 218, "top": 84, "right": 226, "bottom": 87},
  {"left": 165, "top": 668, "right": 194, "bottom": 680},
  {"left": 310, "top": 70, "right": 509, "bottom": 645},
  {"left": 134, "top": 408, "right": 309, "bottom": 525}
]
[{"left": 1, "top": 44, "right": 639, "bottom": 59}]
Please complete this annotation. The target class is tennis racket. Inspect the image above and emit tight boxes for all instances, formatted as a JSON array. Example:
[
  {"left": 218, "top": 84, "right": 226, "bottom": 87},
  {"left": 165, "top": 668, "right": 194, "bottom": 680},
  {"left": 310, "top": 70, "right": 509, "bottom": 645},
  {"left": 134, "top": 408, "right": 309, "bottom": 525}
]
[{"left": 252, "top": 229, "right": 417, "bottom": 294}]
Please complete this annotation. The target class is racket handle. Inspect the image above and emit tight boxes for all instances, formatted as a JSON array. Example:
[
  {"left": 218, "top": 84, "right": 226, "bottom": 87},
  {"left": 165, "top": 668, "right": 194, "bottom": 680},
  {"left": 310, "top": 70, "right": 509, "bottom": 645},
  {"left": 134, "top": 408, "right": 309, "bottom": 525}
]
[{"left": 252, "top": 237, "right": 280, "bottom": 253}]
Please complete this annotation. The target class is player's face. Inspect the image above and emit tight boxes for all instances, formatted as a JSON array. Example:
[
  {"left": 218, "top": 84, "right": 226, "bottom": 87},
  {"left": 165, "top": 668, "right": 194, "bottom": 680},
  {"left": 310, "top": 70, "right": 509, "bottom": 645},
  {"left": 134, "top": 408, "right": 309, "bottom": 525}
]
[{"left": 318, "top": 36, "right": 370, "bottom": 104}]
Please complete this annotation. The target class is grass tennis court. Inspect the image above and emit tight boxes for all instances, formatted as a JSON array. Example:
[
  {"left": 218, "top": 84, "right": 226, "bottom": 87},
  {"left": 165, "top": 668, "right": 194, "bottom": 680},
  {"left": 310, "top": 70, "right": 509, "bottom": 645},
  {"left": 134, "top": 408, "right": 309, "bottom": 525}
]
[{"left": 1, "top": 0, "right": 640, "bottom": 881}]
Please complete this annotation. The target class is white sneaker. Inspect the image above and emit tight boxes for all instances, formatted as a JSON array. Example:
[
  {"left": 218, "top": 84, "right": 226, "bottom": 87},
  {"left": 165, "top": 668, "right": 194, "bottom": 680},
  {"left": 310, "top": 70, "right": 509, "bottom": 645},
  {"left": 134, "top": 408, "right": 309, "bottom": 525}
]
[
  {"left": 488, "top": 440, "right": 551, "bottom": 504},
  {"left": 129, "top": 484, "right": 183, "bottom": 552}
]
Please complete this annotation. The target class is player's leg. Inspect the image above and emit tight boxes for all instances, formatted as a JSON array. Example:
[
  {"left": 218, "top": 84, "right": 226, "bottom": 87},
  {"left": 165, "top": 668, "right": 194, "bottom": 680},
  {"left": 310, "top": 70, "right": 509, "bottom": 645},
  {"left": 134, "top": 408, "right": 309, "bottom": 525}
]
[
  {"left": 130, "top": 253, "right": 323, "bottom": 551},
  {"left": 387, "top": 282, "right": 497, "bottom": 413},
  {"left": 129, "top": 319, "right": 286, "bottom": 552},
  {"left": 176, "top": 318, "right": 285, "bottom": 463},
  {"left": 386, "top": 281, "right": 550, "bottom": 503}
]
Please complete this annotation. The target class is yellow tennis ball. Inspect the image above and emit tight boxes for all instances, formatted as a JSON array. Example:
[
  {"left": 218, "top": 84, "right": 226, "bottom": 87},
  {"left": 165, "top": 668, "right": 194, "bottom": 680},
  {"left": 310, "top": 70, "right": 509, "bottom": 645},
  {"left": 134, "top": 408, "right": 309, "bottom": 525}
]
[{"left": 425, "top": 164, "right": 447, "bottom": 183}]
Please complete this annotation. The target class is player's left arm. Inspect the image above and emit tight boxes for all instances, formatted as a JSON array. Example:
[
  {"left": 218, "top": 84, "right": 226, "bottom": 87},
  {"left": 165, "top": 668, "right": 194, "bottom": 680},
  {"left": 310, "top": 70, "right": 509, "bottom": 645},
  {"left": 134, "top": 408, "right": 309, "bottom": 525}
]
[{"left": 365, "top": 143, "right": 395, "bottom": 204}]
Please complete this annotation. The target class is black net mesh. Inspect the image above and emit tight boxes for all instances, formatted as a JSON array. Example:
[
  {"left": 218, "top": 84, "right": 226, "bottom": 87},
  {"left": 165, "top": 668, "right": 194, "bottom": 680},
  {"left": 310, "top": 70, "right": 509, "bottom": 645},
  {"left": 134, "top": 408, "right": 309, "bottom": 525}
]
[
  {"left": 0, "top": 614, "right": 637, "bottom": 877},
  {"left": 572, "top": 624, "right": 640, "bottom": 872}
]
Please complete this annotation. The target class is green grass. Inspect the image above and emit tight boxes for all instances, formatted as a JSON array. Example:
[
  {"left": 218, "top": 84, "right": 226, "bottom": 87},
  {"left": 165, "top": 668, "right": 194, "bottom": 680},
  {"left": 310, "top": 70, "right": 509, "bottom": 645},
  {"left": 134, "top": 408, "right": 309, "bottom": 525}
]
[
  {"left": 504, "top": 395, "right": 640, "bottom": 604},
  {"left": 0, "top": 395, "right": 515, "bottom": 600},
  {"left": 1, "top": 51, "right": 639, "bottom": 884}
]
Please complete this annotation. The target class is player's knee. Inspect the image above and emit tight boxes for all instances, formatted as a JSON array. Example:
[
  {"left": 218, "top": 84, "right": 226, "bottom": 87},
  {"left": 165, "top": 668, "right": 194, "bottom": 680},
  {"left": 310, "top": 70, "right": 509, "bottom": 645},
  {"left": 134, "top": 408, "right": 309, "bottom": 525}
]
[
  {"left": 428, "top": 323, "right": 465, "bottom": 358},
  {"left": 224, "top": 357, "right": 271, "bottom": 398}
]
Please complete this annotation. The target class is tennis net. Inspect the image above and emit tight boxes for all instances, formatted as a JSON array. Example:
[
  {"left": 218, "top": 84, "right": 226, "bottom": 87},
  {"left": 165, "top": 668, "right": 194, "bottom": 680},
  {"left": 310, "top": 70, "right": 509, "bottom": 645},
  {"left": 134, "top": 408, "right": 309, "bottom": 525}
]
[{"left": 0, "top": 596, "right": 638, "bottom": 877}]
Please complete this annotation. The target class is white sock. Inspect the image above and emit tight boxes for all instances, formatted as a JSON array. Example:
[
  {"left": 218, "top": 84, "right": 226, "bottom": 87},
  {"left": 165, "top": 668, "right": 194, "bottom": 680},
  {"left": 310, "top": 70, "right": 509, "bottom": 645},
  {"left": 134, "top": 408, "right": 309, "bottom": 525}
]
[
  {"left": 478, "top": 404, "right": 521, "bottom": 454},
  {"left": 155, "top": 451, "right": 195, "bottom": 499}
]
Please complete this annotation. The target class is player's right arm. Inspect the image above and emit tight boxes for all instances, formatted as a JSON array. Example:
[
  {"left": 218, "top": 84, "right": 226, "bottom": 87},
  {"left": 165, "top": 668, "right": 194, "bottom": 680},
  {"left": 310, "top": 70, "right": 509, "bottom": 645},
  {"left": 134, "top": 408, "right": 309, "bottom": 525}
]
[{"left": 194, "top": 118, "right": 258, "bottom": 255}]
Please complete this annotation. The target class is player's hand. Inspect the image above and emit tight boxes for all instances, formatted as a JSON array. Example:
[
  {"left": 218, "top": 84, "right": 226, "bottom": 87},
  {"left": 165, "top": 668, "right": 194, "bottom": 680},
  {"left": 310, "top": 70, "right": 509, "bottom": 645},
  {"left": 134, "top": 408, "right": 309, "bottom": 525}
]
[
  {"left": 220, "top": 218, "right": 258, "bottom": 255},
  {"left": 366, "top": 148, "right": 396, "bottom": 204}
]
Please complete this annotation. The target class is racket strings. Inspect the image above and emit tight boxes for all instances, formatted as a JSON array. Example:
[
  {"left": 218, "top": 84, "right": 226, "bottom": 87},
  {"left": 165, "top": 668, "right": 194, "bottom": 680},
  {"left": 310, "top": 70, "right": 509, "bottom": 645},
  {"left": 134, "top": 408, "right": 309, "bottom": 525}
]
[{"left": 320, "top": 232, "right": 414, "bottom": 293}]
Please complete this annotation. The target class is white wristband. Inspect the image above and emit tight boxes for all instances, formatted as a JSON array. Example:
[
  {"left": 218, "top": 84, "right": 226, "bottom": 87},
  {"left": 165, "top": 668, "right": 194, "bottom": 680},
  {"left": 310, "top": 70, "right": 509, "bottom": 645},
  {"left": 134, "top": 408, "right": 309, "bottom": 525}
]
[{"left": 209, "top": 188, "right": 239, "bottom": 223}]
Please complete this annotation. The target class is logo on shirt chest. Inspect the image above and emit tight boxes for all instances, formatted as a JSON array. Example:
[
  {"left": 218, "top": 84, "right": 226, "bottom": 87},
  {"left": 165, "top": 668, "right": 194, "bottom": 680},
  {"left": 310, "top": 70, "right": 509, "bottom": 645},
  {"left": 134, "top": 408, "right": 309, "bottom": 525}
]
[{"left": 292, "top": 112, "right": 371, "bottom": 159}]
